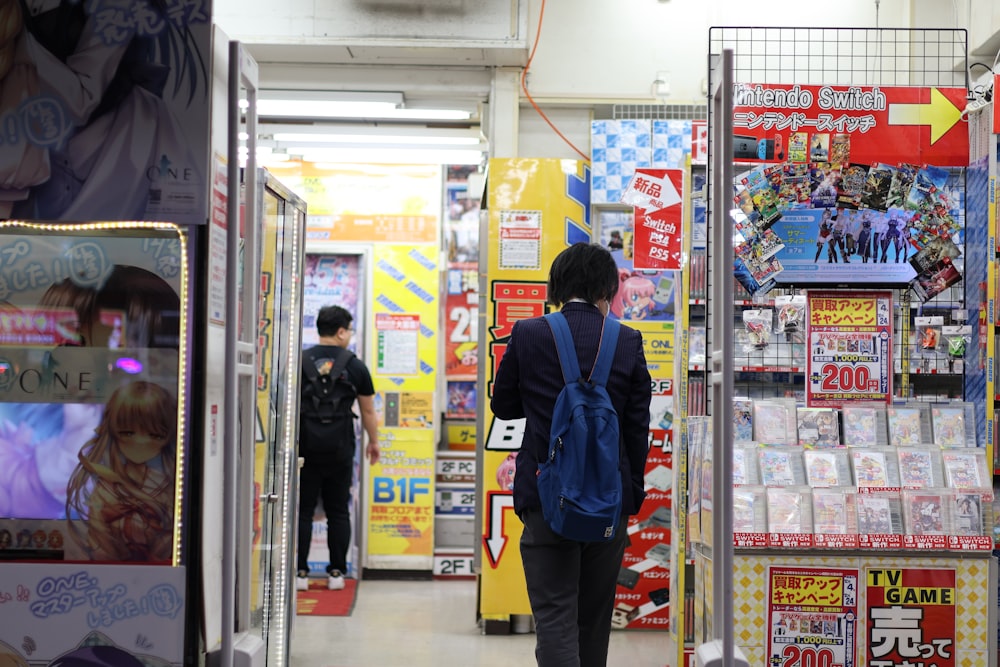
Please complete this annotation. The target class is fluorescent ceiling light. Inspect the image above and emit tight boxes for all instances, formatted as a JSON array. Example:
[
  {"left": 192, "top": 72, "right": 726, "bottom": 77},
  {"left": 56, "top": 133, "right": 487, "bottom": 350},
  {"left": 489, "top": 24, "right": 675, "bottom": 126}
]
[
  {"left": 292, "top": 146, "right": 483, "bottom": 165},
  {"left": 256, "top": 90, "right": 472, "bottom": 121},
  {"left": 271, "top": 133, "right": 480, "bottom": 146}
]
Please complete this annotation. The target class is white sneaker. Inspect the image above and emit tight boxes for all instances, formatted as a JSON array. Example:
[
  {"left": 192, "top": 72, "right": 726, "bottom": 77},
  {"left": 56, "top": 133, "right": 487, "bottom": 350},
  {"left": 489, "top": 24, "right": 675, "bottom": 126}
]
[
  {"left": 296, "top": 573, "right": 309, "bottom": 591},
  {"left": 327, "top": 570, "right": 345, "bottom": 590}
]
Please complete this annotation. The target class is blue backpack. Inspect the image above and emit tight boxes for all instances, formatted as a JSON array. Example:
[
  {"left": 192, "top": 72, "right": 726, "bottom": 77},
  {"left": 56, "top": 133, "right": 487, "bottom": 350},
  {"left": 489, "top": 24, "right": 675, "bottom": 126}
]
[{"left": 537, "top": 312, "right": 623, "bottom": 542}]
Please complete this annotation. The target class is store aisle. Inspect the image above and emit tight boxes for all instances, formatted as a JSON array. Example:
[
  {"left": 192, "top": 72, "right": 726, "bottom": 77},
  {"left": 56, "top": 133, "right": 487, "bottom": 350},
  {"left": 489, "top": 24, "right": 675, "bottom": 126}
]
[{"left": 290, "top": 578, "right": 670, "bottom": 666}]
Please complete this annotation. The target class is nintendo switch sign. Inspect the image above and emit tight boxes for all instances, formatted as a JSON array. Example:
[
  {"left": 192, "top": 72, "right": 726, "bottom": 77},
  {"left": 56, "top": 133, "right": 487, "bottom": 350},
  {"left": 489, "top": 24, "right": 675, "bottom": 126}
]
[{"left": 732, "top": 84, "right": 968, "bottom": 167}]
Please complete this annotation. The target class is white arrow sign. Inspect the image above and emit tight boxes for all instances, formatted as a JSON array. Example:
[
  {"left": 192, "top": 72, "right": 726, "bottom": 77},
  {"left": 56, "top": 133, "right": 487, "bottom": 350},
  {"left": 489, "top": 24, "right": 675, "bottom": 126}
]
[{"left": 483, "top": 492, "right": 516, "bottom": 567}]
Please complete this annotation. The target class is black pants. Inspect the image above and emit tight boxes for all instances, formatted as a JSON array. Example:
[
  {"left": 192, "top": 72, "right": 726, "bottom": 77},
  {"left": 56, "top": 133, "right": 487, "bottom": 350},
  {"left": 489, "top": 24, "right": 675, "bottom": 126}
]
[
  {"left": 519, "top": 509, "right": 628, "bottom": 667},
  {"left": 297, "top": 449, "right": 354, "bottom": 574}
]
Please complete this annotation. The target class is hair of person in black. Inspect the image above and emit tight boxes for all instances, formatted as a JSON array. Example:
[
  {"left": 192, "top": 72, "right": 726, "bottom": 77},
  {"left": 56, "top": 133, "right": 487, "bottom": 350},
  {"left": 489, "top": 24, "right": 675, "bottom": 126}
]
[
  {"left": 547, "top": 242, "right": 620, "bottom": 307},
  {"left": 316, "top": 305, "right": 353, "bottom": 337}
]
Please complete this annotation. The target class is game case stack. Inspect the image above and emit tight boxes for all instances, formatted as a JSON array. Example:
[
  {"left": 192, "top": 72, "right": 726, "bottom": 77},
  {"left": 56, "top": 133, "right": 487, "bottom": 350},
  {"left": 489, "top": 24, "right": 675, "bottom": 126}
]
[
  {"left": 902, "top": 488, "right": 951, "bottom": 549},
  {"left": 940, "top": 449, "right": 989, "bottom": 490},
  {"left": 766, "top": 486, "right": 814, "bottom": 547},
  {"left": 688, "top": 375, "right": 706, "bottom": 416},
  {"left": 930, "top": 402, "right": 976, "bottom": 447},
  {"left": 850, "top": 447, "right": 901, "bottom": 488},
  {"left": 812, "top": 487, "right": 858, "bottom": 548},
  {"left": 841, "top": 402, "right": 889, "bottom": 447},
  {"left": 854, "top": 490, "right": 905, "bottom": 549},
  {"left": 733, "top": 397, "right": 753, "bottom": 443},
  {"left": 752, "top": 398, "right": 798, "bottom": 445},
  {"left": 886, "top": 403, "right": 934, "bottom": 446},
  {"left": 948, "top": 489, "right": 993, "bottom": 550},
  {"left": 689, "top": 249, "right": 707, "bottom": 300},
  {"left": 758, "top": 446, "right": 808, "bottom": 487},
  {"left": 732, "top": 443, "right": 762, "bottom": 486},
  {"left": 896, "top": 447, "right": 945, "bottom": 488},
  {"left": 803, "top": 449, "right": 853, "bottom": 488},
  {"left": 796, "top": 407, "right": 840, "bottom": 448},
  {"left": 733, "top": 485, "right": 768, "bottom": 547},
  {"left": 686, "top": 417, "right": 709, "bottom": 546}
]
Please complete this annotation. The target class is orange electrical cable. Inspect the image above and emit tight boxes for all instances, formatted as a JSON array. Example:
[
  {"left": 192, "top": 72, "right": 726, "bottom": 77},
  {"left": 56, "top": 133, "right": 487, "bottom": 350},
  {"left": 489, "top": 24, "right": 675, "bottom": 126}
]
[{"left": 521, "top": 0, "right": 590, "bottom": 162}]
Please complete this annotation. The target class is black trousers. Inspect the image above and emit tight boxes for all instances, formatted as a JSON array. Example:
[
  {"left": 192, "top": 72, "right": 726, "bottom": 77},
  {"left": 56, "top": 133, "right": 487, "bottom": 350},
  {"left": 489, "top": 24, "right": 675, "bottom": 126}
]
[
  {"left": 519, "top": 509, "right": 628, "bottom": 667},
  {"left": 297, "top": 449, "right": 354, "bottom": 575}
]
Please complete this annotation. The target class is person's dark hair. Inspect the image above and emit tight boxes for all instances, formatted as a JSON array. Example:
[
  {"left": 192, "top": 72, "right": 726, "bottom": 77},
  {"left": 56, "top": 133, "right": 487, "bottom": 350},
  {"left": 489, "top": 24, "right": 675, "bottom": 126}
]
[
  {"left": 547, "top": 243, "right": 620, "bottom": 307},
  {"left": 316, "top": 305, "right": 352, "bottom": 337}
]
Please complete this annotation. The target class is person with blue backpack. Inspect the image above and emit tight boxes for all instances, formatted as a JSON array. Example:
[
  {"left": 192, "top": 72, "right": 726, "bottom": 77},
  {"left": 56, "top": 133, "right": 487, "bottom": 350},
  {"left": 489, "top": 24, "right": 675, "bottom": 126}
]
[{"left": 491, "top": 242, "right": 652, "bottom": 667}]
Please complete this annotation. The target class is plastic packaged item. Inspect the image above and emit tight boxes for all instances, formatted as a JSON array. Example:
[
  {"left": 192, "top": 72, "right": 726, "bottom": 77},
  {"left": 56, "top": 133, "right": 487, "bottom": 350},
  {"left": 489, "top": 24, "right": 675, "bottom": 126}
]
[{"left": 743, "top": 309, "right": 773, "bottom": 350}]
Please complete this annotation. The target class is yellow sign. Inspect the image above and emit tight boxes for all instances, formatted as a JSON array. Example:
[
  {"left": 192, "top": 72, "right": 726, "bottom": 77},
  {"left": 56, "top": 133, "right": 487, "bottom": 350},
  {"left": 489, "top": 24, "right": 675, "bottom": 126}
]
[
  {"left": 367, "top": 430, "right": 435, "bottom": 556},
  {"left": 480, "top": 158, "right": 591, "bottom": 618}
]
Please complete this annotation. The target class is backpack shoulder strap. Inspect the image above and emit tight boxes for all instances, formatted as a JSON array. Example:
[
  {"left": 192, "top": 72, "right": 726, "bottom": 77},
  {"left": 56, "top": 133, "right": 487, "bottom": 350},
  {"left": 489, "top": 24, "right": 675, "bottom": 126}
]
[
  {"left": 589, "top": 317, "right": 620, "bottom": 388},
  {"left": 328, "top": 347, "right": 356, "bottom": 382},
  {"left": 544, "top": 312, "right": 580, "bottom": 383},
  {"left": 302, "top": 348, "right": 321, "bottom": 383}
]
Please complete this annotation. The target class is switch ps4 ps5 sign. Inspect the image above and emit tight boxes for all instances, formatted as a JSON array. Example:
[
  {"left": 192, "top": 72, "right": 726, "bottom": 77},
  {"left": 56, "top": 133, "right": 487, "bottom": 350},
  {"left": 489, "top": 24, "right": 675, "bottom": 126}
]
[
  {"left": 620, "top": 169, "right": 685, "bottom": 271},
  {"left": 732, "top": 84, "right": 968, "bottom": 167}
]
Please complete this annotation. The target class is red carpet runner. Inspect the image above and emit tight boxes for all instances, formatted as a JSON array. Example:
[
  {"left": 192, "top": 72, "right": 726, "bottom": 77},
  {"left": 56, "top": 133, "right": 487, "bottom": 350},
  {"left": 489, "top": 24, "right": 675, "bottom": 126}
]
[{"left": 296, "top": 578, "right": 358, "bottom": 616}]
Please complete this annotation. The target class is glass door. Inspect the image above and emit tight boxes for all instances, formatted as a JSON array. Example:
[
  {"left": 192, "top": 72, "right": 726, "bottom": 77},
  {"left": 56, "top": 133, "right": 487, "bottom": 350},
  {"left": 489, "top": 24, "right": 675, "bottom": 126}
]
[{"left": 251, "top": 172, "right": 306, "bottom": 666}]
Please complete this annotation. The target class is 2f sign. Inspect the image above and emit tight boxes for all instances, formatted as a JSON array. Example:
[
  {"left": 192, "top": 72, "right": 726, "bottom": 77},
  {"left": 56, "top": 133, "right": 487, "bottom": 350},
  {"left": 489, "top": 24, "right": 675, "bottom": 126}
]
[{"left": 373, "top": 477, "right": 430, "bottom": 503}]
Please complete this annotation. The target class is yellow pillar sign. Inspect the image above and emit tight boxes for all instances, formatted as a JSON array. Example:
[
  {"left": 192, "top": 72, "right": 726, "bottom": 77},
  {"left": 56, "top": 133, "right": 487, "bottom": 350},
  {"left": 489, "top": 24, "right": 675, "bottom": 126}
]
[{"left": 480, "top": 158, "right": 592, "bottom": 618}]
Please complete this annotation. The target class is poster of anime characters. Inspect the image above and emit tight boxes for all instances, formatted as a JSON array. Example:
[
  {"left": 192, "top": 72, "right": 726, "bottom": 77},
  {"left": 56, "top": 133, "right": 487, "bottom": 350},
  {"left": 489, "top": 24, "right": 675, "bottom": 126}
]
[
  {"left": 0, "top": 0, "right": 212, "bottom": 226},
  {"left": 302, "top": 254, "right": 362, "bottom": 349},
  {"left": 599, "top": 209, "right": 676, "bottom": 321},
  {"left": 0, "top": 225, "right": 183, "bottom": 564},
  {"left": 0, "top": 563, "right": 186, "bottom": 665}
]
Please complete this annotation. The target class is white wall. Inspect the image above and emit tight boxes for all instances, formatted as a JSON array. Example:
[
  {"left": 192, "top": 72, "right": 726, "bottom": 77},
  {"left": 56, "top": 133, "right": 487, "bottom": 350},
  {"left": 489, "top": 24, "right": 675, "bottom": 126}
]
[
  {"left": 213, "top": 0, "right": 999, "bottom": 158},
  {"left": 521, "top": 0, "right": 910, "bottom": 103}
]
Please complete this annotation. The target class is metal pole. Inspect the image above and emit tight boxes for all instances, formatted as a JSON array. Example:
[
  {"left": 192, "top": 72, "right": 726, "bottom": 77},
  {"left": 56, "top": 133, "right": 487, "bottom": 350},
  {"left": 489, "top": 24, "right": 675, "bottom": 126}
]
[{"left": 709, "top": 48, "right": 735, "bottom": 665}]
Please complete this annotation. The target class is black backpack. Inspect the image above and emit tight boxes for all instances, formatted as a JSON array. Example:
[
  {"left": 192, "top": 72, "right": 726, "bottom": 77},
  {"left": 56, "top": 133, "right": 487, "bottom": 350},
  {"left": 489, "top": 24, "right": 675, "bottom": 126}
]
[{"left": 301, "top": 346, "right": 358, "bottom": 424}]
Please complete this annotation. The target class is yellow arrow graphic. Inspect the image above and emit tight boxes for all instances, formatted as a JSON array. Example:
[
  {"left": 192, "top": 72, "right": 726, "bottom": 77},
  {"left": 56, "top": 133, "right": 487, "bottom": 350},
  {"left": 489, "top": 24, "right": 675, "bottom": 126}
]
[{"left": 887, "top": 87, "right": 963, "bottom": 144}]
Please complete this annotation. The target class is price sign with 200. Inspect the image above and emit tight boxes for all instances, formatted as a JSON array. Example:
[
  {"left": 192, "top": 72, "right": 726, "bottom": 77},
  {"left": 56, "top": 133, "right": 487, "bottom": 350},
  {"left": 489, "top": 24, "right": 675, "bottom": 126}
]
[
  {"left": 779, "top": 645, "right": 837, "bottom": 667},
  {"left": 818, "top": 363, "right": 877, "bottom": 393}
]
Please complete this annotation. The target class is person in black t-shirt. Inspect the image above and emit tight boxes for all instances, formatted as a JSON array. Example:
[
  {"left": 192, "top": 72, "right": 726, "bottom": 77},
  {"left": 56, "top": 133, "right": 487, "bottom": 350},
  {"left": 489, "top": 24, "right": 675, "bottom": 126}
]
[{"left": 296, "top": 305, "right": 380, "bottom": 591}]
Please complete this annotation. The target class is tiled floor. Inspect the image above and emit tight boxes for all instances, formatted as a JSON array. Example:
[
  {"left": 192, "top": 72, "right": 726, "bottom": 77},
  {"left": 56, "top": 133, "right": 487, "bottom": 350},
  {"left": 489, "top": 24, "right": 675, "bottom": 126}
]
[{"left": 289, "top": 578, "right": 671, "bottom": 666}]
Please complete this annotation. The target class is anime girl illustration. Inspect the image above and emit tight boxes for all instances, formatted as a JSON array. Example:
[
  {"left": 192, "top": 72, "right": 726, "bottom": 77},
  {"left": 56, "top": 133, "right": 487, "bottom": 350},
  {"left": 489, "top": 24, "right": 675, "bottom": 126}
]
[
  {"left": 65, "top": 381, "right": 177, "bottom": 562},
  {"left": 47, "top": 645, "right": 145, "bottom": 667},
  {"left": 6, "top": 0, "right": 209, "bottom": 223},
  {"left": 610, "top": 270, "right": 655, "bottom": 320},
  {"left": 495, "top": 452, "right": 516, "bottom": 491},
  {"left": 0, "top": 638, "right": 29, "bottom": 667},
  {"left": 38, "top": 264, "right": 179, "bottom": 348}
]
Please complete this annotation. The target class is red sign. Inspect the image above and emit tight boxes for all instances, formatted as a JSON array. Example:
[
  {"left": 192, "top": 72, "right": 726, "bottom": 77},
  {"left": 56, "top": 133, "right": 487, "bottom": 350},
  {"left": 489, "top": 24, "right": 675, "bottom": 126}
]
[
  {"left": 733, "top": 84, "right": 969, "bottom": 167},
  {"left": 623, "top": 169, "right": 685, "bottom": 270},
  {"left": 866, "top": 568, "right": 955, "bottom": 667},
  {"left": 806, "top": 290, "right": 893, "bottom": 406},
  {"left": 444, "top": 263, "right": 478, "bottom": 378}
]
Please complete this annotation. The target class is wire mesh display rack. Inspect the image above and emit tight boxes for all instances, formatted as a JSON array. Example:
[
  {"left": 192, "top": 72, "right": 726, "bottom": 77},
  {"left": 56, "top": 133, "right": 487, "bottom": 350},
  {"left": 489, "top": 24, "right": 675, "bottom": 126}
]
[{"left": 701, "top": 27, "right": 970, "bottom": 412}]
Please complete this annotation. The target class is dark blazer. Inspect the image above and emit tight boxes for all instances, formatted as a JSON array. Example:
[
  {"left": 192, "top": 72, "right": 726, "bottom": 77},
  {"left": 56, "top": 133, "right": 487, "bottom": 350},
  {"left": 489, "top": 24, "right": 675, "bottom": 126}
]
[{"left": 490, "top": 301, "right": 653, "bottom": 517}]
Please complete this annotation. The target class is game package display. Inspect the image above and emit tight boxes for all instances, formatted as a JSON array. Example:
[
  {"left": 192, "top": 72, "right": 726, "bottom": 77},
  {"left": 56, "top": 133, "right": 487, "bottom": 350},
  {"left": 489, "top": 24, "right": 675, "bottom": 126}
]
[
  {"left": 896, "top": 447, "right": 945, "bottom": 488},
  {"left": 752, "top": 398, "right": 798, "bottom": 445},
  {"left": 841, "top": 403, "right": 890, "bottom": 447},
  {"left": 803, "top": 449, "right": 853, "bottom": 487},
  {"left": 886, "top": 403, "right": 934, "bottom": 446}
]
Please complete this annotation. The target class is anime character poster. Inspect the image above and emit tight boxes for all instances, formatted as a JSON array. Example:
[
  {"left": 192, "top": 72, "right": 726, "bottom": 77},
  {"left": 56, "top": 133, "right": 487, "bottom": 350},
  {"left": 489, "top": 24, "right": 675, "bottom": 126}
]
[
  {"left": 0, "top": 0, "right": 212, "bottom": 226},
  {"left": 302, "top": 253, "right": 362, "bottom": 349},
  {"left": 600, "top": 205, "right": 676, "bottom": 322},
  {"left": 0, "top": 563, "right": 186, "bottom": 665},
  {"left": 0, "top": 225, "right": 184, "bottom": 564}
]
